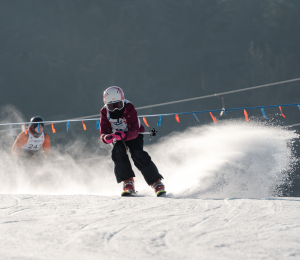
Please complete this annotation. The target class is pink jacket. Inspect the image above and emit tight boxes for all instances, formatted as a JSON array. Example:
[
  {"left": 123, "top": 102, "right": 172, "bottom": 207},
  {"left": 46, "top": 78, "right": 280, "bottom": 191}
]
[{"left": 100, "top": 102, "right": 145, "bottom": 143}]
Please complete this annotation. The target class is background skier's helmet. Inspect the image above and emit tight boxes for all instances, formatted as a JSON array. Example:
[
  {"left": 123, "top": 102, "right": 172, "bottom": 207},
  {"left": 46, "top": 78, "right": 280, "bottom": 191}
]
[
  {"left": 103, "top": 86, "right": 125, "bottom": 111},
  {"left": 30, "top": 116, "right": 44, "bottom": 128}
]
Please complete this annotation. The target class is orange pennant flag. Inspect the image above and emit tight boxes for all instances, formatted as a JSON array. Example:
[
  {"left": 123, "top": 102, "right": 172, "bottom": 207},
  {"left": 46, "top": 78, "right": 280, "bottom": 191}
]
[
  {"left": 209, "top": 112, "right": 217, "bottom": 123},
  {"left": 279, "top": 106, "right": 286, "bottom": 118},
  {"left": 52, "top": 123, "right": 56, "bottom": 133},
  {"left": 24, "top": 124, "right": 28, "bottom": 135},
  {"left": 82, "top": 121, "right": 87, "bottom": 130},
  {"left": 143, "top": 117, "right": 149, "bottom": 127},
  {"left": 175, "top": 114, "right": 180, "bottom": 123},
  {"left": 244, "top": 109, "right": 249, "bottom": 121}
]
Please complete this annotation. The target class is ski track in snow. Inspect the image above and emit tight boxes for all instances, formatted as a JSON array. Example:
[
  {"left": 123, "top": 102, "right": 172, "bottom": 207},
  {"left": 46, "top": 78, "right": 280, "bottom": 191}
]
[
  {"left": 0, "top": 121, "right": 299, "bottom": 259},
  {"left": 0, "top": 195, "right": 300, "bottom": 260}
]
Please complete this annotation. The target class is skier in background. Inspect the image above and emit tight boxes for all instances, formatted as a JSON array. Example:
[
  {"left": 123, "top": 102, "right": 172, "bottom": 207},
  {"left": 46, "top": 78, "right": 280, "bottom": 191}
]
[
  {"left": 11, "top": 116, "right": 51, "bottom": 159},
  {"left": 100, "top": 86, "right": 166, "bottom": 197}
]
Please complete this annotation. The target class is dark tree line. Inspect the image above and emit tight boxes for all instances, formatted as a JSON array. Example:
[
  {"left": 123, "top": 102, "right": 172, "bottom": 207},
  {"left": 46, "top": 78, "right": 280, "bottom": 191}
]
[{"left": 0, "top": 0, "right": 299, "bottom": 194}]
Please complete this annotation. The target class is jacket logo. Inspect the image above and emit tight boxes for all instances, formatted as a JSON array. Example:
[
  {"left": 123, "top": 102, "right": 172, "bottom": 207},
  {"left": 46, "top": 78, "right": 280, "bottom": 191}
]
[
  {"left": 114, "top": 121, "right": 123, "bottom": 126},
  {"left": 111, "top": 119, "right": 127, "bottom": 126}
]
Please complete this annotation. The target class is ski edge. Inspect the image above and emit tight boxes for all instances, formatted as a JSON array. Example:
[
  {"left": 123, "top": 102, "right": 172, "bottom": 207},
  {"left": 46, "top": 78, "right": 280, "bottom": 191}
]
[
  {"left": 121, "top": 190, "right": 136, "bottom": 197},
  {"left": 157, "top": 190, "right": 167, "bottom": 197}
]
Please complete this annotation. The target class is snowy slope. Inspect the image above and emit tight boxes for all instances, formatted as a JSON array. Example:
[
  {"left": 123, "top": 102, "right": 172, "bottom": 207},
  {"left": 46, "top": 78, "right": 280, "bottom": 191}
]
[
  {"left": 1, "top": 195, "right": 300, "bottom": 260},
  {"left": 0, "top": 121, "right": 299, "bottom": 259}
]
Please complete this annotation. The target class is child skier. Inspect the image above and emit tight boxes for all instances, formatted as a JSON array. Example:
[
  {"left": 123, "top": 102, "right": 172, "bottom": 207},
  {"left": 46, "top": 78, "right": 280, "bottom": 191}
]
[
  {"left": 100, "top": 86, "right": 166, "bottom": 197},
  {"left": 11, "top": 116, "right": 51, "bottom": 159}
]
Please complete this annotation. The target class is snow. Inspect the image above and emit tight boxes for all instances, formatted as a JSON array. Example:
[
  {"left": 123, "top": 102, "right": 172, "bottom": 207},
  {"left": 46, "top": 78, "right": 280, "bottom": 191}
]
[
  {"left": 1, "top": 196, "right": 300, "bottom": 259},
  {"left": 0, "top": 120, "right": 299, "bottom": 259}
]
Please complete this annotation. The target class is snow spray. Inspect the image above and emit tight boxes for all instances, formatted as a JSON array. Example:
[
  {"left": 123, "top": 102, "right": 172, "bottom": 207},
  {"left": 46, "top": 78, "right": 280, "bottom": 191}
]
[
  {"left": 147, "top": 120, "right": 299, "bottom": 198},
  {"left": 0, "top": 116, "right": 298, "bottom": 198}
]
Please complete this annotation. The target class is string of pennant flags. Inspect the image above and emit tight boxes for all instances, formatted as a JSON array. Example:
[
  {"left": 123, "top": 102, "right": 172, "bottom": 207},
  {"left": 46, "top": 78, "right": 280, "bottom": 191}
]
[
  {"left": 2, "top": 77, "right": 299, "bottom": 135},
  {"left": 1, "top": 102, "right": 300, "bottom": 135},
  {"left": 140, "top": 103, "right": 298, "bottom": 126}
]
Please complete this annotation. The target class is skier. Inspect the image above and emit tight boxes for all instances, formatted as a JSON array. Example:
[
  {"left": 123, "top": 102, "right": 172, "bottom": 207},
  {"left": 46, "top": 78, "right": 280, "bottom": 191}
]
[
  {"left": 11, "top": 116, "right": 51, "bottom": 159},
  {"left": 100, "top": 86, "right": 166, "bottom": 197}
]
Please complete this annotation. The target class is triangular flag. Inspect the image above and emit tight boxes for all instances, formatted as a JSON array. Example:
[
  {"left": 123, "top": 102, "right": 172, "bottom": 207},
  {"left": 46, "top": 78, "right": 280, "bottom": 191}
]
[
  {"left": 96, "top": 120, "right": 100, "bottom": 130},
  {"left": 261, "top": 108, "right": 268, "bottom": 119},
  {"left": 279, "top": 106, "right": 286, "bottom": 118},
  {"left": 24, "top": 124, "right": 28, "bottom": 134},
  {"left": 175, "top": 114, "right": 180, "bottom": 123},
  {"left": 244, "top": 109, "right": 249, "bottom": 121},
  {"left": 193, "top": 113, "right": 200, "bottom": 122},
  {"left": 37, "top": 123, "right": 40, "bottom": 133},
  {"left": 143, "top": 117, "right": 149, "bottom": 127},
  {"left": 52, "top": 123, "right": 56, "bottom": 133},
  {"left": 209, "top": 112, "right": 217, "bottom": 123},
  {"left": 157, "top": 116, "right": 161, "bottom": 127},
  {"left": 67, "top": 121, "right": 70, "bottom": 132},
  {"left": 82, "top": 121, "right": 87, "bottom": 130}
]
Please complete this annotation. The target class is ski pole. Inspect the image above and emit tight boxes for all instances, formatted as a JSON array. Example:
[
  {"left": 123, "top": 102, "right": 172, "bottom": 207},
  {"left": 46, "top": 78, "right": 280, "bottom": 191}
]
[{"left": 138, "top": 128, "right": 157, "bottom": 137}]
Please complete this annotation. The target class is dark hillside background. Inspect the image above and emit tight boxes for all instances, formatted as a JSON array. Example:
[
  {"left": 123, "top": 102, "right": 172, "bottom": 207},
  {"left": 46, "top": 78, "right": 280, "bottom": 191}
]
[{"left": 0, "top": 0, "right": 300, "bottom": 195}]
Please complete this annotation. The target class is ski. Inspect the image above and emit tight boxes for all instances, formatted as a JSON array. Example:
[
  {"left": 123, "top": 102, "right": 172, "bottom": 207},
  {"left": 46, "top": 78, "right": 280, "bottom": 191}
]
[
  {"left": 121, "top": 190, "right": 166, "bottom": 197},
  {"left": 156, "top": 190, "right": 166, "bottom": 197},
  {"left": 121, "top": 190, "right": 136, "bottom": 197}
]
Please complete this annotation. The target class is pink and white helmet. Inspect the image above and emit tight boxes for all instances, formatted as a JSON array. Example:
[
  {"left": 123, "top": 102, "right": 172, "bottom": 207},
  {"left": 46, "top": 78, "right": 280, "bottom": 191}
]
[{"left": 103, "top": 86, "right": 125, "bottom": 111}]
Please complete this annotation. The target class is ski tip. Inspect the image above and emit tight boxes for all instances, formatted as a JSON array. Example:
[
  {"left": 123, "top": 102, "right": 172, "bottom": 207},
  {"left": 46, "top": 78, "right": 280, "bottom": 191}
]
[
  {"left": 121, "top": 191, "right": 132, "bottom": 196},
  {"left": 121, "top": 190, "right": 136, "bottom": 197},
  {"left": 157, "top": 190, "right": 167, "bottom": 197}
]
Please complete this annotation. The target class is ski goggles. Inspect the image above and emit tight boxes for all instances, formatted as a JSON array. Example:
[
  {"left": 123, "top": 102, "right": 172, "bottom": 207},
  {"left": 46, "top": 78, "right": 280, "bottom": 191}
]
[
  {"left": 106, "top": 100, "right": 124, "bottom": 111},
  {"left": 31, "top": 123, "right": 44, "bottom": 128}
]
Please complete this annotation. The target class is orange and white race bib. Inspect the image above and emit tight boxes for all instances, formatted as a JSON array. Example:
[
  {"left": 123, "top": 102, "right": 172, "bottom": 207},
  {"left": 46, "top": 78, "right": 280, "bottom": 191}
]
[{"left": 21, "top": 131, "right": 45, "bottom": 151}]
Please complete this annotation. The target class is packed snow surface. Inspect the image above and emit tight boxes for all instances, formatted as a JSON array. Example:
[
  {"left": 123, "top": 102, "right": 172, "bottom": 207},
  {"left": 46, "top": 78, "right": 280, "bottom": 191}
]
[
  {"left": 1, "top": 195, "right": 300, "bottom": 260},
  {"left": 0, "top": 121, "right": 299, "bottom": 259}
]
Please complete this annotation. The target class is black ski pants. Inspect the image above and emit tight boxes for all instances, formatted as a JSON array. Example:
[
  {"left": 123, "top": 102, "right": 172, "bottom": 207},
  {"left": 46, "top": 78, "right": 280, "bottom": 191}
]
[{"left": 111, "top": 134, "right": 163, "bottom": 185}]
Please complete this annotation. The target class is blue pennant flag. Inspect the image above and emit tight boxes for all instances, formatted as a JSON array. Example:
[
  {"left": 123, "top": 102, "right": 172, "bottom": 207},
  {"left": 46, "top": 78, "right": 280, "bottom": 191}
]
[
  {"left": 193, "top": 113, "right": 200, "bottom": 122},
  {"left": 37, "top": 123, "right": 40, "bottom": 133},
  {"left": 157, "top": 116, "right": 161, "bottom": 127},
  {"left": 96, "top": 120, "right": 99, "bottom": 130},
  {"left": 10, "top": 125, "right": 13, "bottom": 135},
  {"left": 66, "top": 121, "right": 70, "bottom": 132},
  {"left": 261, "top": 108, "right": 268, "bottom": 119}
]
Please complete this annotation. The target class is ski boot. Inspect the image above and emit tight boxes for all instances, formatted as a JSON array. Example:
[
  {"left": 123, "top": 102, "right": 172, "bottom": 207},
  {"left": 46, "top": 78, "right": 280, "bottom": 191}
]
[
  {"left": 121, "top": 177, "right": 136, "bottom": 196},
  {"left": 151, "top": 179, "right": 166, "bottom": 197}
]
